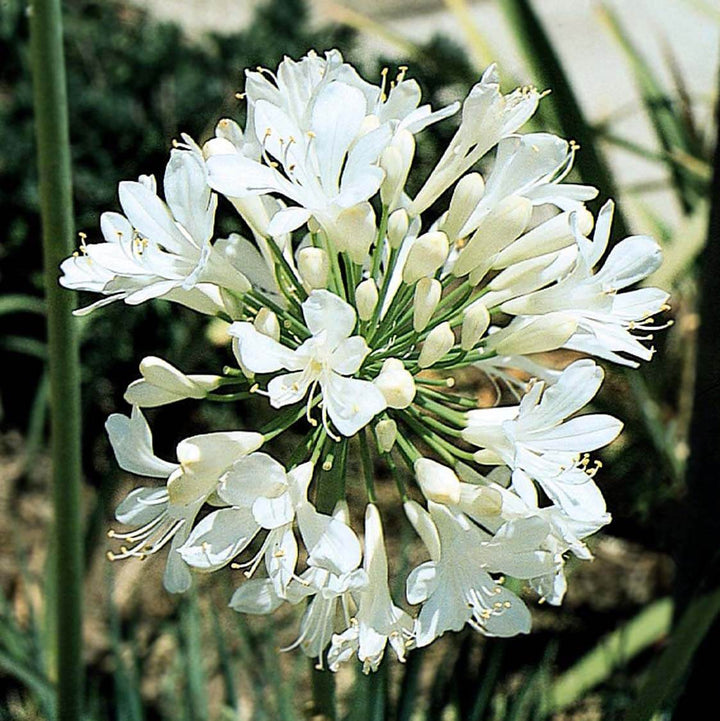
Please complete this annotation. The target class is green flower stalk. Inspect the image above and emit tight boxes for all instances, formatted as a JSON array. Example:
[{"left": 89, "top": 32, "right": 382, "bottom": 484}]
[{"left": 29, "top": 0, "right": 83, "bottom": 718}]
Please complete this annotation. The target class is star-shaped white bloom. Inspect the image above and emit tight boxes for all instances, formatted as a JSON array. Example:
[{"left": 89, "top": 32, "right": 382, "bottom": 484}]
[
  {"left": 462, "top": 359, "right": 622, "bottom": 521},
  {"left": 230, "top": 290, "right": 387, "bottom": 437},
  {"left": 500, "top": 200, "right": 669, "bottom": 366},
  {"left": 404, "top": 501, "right": 532, "bottom": 647},
  {"left": 60, "top": 138, "right": 255, "bottom": 315},
  {"left": 230, "top": 501, "right": 367, "bottom": 664}
]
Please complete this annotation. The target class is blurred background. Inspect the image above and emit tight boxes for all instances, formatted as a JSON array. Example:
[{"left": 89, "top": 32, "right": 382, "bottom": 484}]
[{"left": 1, "top": 0, "right": 718, "bottom": 718}]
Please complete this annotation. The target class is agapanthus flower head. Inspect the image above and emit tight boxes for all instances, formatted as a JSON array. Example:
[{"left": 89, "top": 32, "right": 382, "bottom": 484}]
[{"left": 64, "top": 49, "right": 669, "bottom": 672}]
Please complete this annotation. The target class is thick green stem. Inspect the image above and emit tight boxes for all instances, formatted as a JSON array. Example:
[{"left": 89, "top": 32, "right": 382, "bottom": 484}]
[{"left": 29, "top": 1, "right": 83, "bottom": 719}]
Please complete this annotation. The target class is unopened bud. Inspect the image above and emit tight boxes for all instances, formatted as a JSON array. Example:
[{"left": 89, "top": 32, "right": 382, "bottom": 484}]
[
  {"left": 415, "top": 458, "right": 461, "bottom": 505},
  {"left": 297, "top": 247, "right": 329, "bottom": 290},
  {"left": 442, "top": 173, "right": 485, "bottom": 242},
  {"left": 124, "top": 356, "right": 223, "bottom": 408},
  {"left": 413, "top": 278, "right": 442, "bottom": 332},
  {"left": 254, "top": 308, "right": 280, "bottom": 341},
  {"left": 418, "top": 322, "right": 455, "bottom": 368},
  {"left": 355, "top": 279, "right": 379, "bottom": 321},
  {"left": 330, "top": 203, "right": 376, "bottom": 263},
  {"left": 380, "top": 130, "right": 414, "bottom": 210},
  {"left": 375, "top": 419, "right": 398, "bottom": 453},
  {"left": 485, "top": 313, "right": 578, "bottom": 356},
  {"left": 453, "top": 196, "right": 532, "bottom": 279},
  {"left": 459, "top": 484, "right": 503, "bottom": 516},
  {"left": 494, "top": 208, "right": 593, "bottom": 269},
  {"left": 403, "top": 231, "right": 449, "bottom": 284},
  {"left": 373, "top": 358, "right": 416, "bottom": 409},
  {"left": 387, "top": 209, "right": 409, "bottom": 249},
  {"left": 461, "top": 301, "right": 490, "bottom": 351}
]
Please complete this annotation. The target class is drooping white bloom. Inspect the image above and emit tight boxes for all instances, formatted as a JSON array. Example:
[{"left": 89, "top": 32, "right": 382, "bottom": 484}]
[
  {"left": 500, "top": 201, "right": 669, "bottom": 366},
  {"left": 105, "top": 407, "right": 263, "bottom": 592},
  {"left": 178, "top": 457, "right": 313, "bottom": 593},
  {"left": 230, "top": 501, "right": 367, "bottom": 664},
  {"left": 462, "top": 359, "right": 622, "bottom": 521},
  {"left": 123, "top": 356, "right": 224, "bottom": 407},
  {"left": 328, "top": 504, "right": 414, "bottom": 672},
  {"left": 410, "top": 65, "right": 542, "bottom": 214},
  {"left": 404, "top": 501, "right": 533, "bottom": 646},
  {"left": 60, "top": 139, "right": 252, "bottom": 315},
  {"left": 230, "top": 290, "right": 387, "bottom": 436}
]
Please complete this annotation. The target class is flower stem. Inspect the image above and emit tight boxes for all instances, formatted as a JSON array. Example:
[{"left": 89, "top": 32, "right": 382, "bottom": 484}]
[{"left": 29, "top": 1, "right": 83, "bottom": 719}]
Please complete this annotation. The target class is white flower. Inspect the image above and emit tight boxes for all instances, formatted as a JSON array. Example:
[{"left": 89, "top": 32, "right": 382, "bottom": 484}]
[
  {"left": 230, "top": 290, "right": 387, "bottom": 436},
  {"left": 404, "top": 501, "right": 532, "bottom": 646},
  {"left": 462, "top": 360, "right": 622, "bottom": 521},
  {"left": 230, "top": 501, "right": 367, "bottom": 664},
  {"left": 459, "top": 133, "right": 598, "bottom": 237},
  {"left": 500, "top": 201, "right": 669, "bottom": 366},
  {"left": 328, "top": 504, "right": 414, "bottom": 672},
  {"left": 410, "top": 65, "right": 541, "bottom": 214},
  {"left": 105, "top": 407, "right": 263, "bottom": 592},
  {"left": 178, "top": 457, "right": 313, "bottom": 596},
  {"left": 60, "top": 138, "right": 252, "bottom": 315},
  {"left": 207, "top": 79, "right": 392, "bottom": 237}
]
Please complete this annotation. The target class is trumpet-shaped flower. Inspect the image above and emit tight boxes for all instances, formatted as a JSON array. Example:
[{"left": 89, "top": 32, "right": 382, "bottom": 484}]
[
  {"left": 230, "top": 290, "right": 386, "bottom": 436},
  {"left": 328, "top": 504, "right": 414, "bottom": 672},
  {"left": 500, "top": 201, "right": 669, "bottom": 366},
  {"left": 405, "top": 501, "right": 532, "bottom": 646}
]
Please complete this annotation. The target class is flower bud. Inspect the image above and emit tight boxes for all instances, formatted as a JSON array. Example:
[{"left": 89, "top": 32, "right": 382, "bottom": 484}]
[
  {"left": 375, "top": 419, "right": 398, "bottom": 453},
  {"left": 373, "top": 358, "right": 416, "bottom": 409},
  {"left": 459, "top": 484, "right": 503, "bottom": 516},
  {"left": 494, "top": 208, "right": 593, "bottom": 269},
  {"left": 415, "top": 458, "right": 461, "bottom": 505},
  {"left": 418, "top": 322, "right": 455, "bottom": 368},
  {"left": 453, "top": 196, "right": 532, "bottom": 279},
  {"left": 413, "top": 278, "right": 442, "bottom": 332},
  {"left": 442, "top": 173, "right": 485, "bottom": 242},
  {"left": 460, "top": 301, "right": 490, "bottom": 351},
  {"left": 329, "top": 203, "right": 376, "bottom": 263},
  {"left": 402, "top": 231, "right": 449, "bottom": 284},
  {"left": 387, "top": 209, "right": 409, "bottom": 249},
  {"left": 254, "top": 308, "right": 280, "bottom": 341},
  {"left": 124, "top": 356, "right": 223, "bottom": 408},
  {"left": 485, "top": 313, "right": 578, "bottom": 356},
  {"left": 381, "top": 130, "right": 415, "bottom": 210},
  {"left": 297, "top": 247, "right": 329, "bottom": 290},
  {"left": 355, "top": 279, "right": 379, "bottom": 321}
]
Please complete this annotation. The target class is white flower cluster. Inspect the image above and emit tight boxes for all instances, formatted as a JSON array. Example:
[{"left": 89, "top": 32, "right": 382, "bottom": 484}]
[{"left": 62, "top": 50, "right": 669, "bottom": 672}]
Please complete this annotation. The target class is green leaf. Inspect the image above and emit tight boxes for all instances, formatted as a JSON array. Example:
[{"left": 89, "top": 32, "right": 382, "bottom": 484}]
[
  {"left": 0, "top": 294, "right": 46, "bottom": 316},
  {"left": 545, "top": 598, "right": 673, "bottom": 713},
  {"left": 498, "top": 0, "right": 628, "bottom": 237},
  {"left": 625, "top": 588, "right": 720, "bottom": 720}
]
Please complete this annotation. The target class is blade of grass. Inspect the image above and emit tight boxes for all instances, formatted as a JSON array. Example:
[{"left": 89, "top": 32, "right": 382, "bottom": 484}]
[
  {"left": 180, "top": 593, "right": 209, "bottom": 721},
  {"left": 210, "top": 605, "right": 238, "bottom": 712},
  {"left": 317, "top": 1, "right": 419, "bottom": 57},
  {"left": 544, "top": 598, "right": 672, "bottom": 714},
  {"left": 498, "top": 0, "right": 628, "bottom": 238},
  {"left": 28, "top": 2, "right": 83, "bottom": 721},
  {"left": 626, "top": 586, "right": 720, "bottom": 720},
  {"left": 598, "top": 5, "right": 700, "bottom": 211},
  {"left": 0, "top": 295, "right": 46, "bottom": 316}
]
